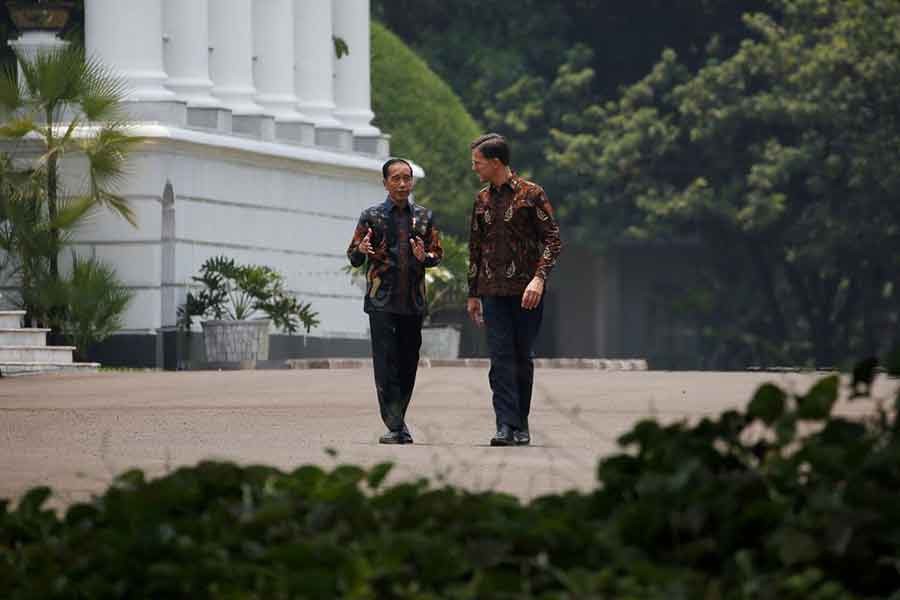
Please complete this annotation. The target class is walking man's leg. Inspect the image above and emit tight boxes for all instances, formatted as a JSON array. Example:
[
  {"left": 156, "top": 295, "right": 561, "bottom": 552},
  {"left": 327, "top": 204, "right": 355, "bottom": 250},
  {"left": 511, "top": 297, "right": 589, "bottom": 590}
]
[
  {"left": 512, "top": 297, "right": 544, "bottom": 445},
  {"left": 396, "top": 313, "right": 423, "bottom": 441},
  {"left": 483, "top": 296, "right": 522, "bottom": 445},
  {"left": 369, "top": 312, "right": 410, "bottom": 443}
]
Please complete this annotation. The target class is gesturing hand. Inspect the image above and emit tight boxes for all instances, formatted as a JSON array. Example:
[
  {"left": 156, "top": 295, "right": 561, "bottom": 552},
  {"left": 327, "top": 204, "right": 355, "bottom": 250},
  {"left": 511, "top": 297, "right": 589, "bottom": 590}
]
[
  {"left": 411, "top": 236, "right": 426, "bottom": 262},
  {"left": 521, "top": 277, "right": 544, "bottom": 310},
  {"left": 467, "top": 297, "right": 484, "bottom": 327},
  {"left": 358, "top": 228, "right": 375, "bottom": 255}
]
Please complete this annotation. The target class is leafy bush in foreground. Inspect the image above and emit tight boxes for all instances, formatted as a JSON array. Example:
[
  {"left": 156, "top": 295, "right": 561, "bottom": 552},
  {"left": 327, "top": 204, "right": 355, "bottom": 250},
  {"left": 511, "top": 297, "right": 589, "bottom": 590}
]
[{"left": 2, "top": 355, "right": 899, "bottom": 599}]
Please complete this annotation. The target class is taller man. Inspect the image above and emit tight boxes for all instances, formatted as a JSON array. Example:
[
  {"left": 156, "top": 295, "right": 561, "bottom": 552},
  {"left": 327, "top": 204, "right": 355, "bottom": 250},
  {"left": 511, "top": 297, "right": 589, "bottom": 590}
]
[
  {"left": 347, "top": 158, "right": 443, "bottom": 444},
  {"left": 467, "top": 134, "right": 562, "bottom": 446}
]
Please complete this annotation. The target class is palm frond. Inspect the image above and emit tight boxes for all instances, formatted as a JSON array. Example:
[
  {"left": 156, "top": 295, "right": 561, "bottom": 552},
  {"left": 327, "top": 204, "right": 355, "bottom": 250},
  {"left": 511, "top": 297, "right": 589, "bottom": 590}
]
[
  {"left": 82, "top": 126, "right": 143, "bottom": 188},
  {"left": 93, "top": 188, "right": 135, "bottom": 226},
  {"left": 28, "top": 45, "right": 87, "bottom": 111},
  {"left": 0, "top": 116, "right": 37, "bottom": 139},
  {"left": 80, "top": 54, "right": 129, "bottom": 122},
  {"left": 0, "top": 63, "right": 23, "bottom": 112},
  {"left": 53, "top": 194, "right": 97, "bottom": 232}
]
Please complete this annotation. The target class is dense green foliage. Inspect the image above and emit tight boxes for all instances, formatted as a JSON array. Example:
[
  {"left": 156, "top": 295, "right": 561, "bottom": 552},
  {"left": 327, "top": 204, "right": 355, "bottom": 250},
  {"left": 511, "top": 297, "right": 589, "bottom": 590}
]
[
  {"left": 372, "top": 0, "right": 766, "bottom": 216},
  {"left": 371, "top": 22, "right": 481, "bottom": 235},
  {"left": 551, "top": 0, "right": 900, "bottom": 367},
  {"left": 376, "top": 0, "right": 900, "bottom": 368},
  {"left": 39, "top": 253, "right": 133, "bottom": 362},
  {"left": 3, "top": 355, "right": 899, "bottom": 598}
]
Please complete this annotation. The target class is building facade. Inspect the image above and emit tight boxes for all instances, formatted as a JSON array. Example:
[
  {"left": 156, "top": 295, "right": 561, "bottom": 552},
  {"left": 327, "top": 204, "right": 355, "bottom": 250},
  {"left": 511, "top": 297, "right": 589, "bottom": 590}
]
[{"left": 5, "top": 0, "right": 403, "bottom": 367}]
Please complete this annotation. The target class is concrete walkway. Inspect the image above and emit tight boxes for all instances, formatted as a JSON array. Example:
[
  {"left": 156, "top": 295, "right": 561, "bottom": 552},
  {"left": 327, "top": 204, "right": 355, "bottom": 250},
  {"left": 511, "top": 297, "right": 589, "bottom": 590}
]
[{"left": 0, "top": 368, "right": 891, "bottom": 508}]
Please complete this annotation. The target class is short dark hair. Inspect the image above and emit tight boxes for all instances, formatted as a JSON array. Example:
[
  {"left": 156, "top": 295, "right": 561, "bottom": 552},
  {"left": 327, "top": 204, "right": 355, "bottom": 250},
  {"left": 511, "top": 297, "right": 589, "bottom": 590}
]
[
  {"left": 470, "top": 133, "right": 510, "bottom": 165},
  {"left": 382, "top": 157, "right": 413, "bottom": 180}
]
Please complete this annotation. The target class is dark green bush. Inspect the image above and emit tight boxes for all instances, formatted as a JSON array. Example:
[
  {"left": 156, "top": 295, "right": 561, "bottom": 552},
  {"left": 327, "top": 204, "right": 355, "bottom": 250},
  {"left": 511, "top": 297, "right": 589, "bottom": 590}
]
[{"left": 2, "top": 354, "right": 899, "bottom": 598}]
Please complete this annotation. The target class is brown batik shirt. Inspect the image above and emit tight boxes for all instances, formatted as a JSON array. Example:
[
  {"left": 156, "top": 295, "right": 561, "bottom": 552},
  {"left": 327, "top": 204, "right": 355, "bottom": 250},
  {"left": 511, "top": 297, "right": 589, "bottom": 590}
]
[{"left": 467, "top": 172, "right": 562, "bottom": 297}]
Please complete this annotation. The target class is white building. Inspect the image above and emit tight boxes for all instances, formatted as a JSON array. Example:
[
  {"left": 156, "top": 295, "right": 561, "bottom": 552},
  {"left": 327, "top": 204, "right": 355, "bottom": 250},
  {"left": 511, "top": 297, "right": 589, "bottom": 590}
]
[{"left": 6, "top": 0, "right": 406, "bottom": 367}]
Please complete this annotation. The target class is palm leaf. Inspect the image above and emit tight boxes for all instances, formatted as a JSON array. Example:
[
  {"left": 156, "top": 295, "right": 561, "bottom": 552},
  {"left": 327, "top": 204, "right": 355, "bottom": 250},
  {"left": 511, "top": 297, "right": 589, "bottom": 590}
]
[
  {"left": 0, "top": 63, "right": 23, "bottom": 112},
  {"left": 79, "top": 54, "right": 129, "bottom": 122},
  {"left": 0, "top": 116, "right": 37, "bottom": 139}
]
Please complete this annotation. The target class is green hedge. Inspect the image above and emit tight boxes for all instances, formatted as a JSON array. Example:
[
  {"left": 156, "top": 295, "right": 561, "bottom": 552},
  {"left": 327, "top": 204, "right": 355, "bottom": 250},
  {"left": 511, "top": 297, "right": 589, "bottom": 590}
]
[
  {"left": 371, "top": 22, "right": 481, "bottom": 236},
  {"left": 2, "top": 356, "right": 900, "bottom": 598}
]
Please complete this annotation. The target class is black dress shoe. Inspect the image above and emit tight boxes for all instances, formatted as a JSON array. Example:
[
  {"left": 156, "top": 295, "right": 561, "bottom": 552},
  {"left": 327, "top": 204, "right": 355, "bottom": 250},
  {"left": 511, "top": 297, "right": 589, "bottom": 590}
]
[
  {"left": 379, "top": 430, "right": 406, "bottom": 444},
  {"left": 513, "top": 429, "right": 530, "bottom": 446},
  {"left": 490, "top": 424, "right": 515, "bottom": 446}
]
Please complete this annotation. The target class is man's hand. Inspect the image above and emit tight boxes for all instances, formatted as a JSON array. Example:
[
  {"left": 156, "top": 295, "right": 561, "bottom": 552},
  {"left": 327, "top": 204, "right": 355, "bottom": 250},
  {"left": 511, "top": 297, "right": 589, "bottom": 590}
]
[
  {"left": 411, "top": 236, "right": 426, "bottom": 262},
  {"left": 358, "top": 228, "right": 375, "bottom": 255},
  {"left": 467, "top": 297, "right": 484, "bottom": 327},
  {"left": 521, "top": 277, "right": 544, "bottom": 310}
]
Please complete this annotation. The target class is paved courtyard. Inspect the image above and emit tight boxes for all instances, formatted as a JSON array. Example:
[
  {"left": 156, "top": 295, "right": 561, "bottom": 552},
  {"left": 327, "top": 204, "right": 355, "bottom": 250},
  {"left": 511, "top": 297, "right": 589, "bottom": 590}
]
[{"left": 0, "top": 367, "right": 891, "bottom": 508}]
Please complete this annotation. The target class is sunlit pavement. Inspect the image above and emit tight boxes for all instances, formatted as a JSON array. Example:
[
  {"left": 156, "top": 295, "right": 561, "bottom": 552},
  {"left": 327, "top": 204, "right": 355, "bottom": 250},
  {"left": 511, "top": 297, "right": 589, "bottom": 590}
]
[{"left": 1, "top": 368, "right": 893, "bottom": 507}]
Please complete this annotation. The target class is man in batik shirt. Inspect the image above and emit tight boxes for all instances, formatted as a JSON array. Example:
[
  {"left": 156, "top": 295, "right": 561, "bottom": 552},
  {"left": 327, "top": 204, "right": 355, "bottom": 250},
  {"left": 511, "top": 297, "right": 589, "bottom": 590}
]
[
  {"left": 347, "top": 158, "right": 443, "bottom": 444},
  {"left": 467, "top": 134, "right": 562, "bottom": 446}
]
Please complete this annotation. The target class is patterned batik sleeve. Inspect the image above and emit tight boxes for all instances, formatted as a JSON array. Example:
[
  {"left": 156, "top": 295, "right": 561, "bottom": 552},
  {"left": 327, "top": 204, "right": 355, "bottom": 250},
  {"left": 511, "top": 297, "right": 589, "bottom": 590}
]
[
  {"left": 347, "top": 211, "right": 369, "bottom": 268},
  {"left": 467, "top": 200, "right": 482, "bottom": 298},
  {"left": 423, "top": 215, "right": 443, "bottom": 268},
  {"left": 533, "top": 187, "right": 562, "bottom": 282}
]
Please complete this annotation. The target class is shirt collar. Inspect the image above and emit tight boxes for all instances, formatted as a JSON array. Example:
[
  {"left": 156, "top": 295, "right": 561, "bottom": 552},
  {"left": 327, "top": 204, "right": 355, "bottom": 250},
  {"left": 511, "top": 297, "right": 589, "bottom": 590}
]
[
  {"left": 489, "top": 169, "right": 520, "bottom": 194},
  {"left": 382, "top": 195, "right": 415, "bottom": 213}
]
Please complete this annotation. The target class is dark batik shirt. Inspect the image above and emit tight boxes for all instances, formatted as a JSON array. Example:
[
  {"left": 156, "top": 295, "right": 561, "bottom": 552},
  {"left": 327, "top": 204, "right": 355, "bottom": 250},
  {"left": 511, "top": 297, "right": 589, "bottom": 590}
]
[
  {"left": 347, "top": 197, "right": 443, "bottom": 314},
  {"left": 467, "top": 173, "right": 562, "bottom": 297}
]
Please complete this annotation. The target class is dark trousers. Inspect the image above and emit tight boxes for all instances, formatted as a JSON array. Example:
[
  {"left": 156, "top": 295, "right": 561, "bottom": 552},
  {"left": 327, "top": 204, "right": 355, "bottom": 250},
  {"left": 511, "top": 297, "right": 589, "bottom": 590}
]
[
  {"left": 482, "top": 295, "right": 544, "bottom": 431},
  {"left": 369, "top": 311, "right": 423, "bottom": 432}
]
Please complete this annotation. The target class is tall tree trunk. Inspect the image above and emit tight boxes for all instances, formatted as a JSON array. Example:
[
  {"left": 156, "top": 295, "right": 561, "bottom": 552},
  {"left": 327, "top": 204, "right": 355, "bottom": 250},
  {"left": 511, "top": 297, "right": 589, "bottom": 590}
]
[{"left": 47, "top": 153, "right": 58, "bottom": 279}]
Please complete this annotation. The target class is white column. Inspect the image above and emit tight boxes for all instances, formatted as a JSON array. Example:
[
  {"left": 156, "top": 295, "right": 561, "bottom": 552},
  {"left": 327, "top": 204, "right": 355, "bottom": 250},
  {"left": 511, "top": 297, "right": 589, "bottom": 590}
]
[
  {"left": 84, "top": 0, "right": 176, "bottom": 104},
  {"left": 331, "top": 0, "right": 380, "bottom": 137},
  {"left": 294, "top": 0, "right": 352, "bottom": 149},
  {"left": 163, "top": 0, "right": 219, "bottom": 108},
  {"left": 253, "top": 0, "right": 314, "bottom": 144},
  {"left": 208, "top": 0, "right": 263, "bottom": 116}
]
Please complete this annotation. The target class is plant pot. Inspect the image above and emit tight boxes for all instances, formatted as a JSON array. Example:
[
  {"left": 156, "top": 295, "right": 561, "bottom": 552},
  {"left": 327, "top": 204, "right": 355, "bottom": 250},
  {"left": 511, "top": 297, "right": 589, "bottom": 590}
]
[
  {"left": 420, "top": 324, "right": 461, "bottom": 359},
  {"left": 202, "top": 319, "right": 270, "bottom": 369}
]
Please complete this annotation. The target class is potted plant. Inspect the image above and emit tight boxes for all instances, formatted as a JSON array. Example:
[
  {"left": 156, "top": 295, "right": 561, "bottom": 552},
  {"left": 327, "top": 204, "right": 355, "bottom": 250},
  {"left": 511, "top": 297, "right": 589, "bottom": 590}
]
[{"left": 177, "top": 256, "right": 319, "bottom": 369}]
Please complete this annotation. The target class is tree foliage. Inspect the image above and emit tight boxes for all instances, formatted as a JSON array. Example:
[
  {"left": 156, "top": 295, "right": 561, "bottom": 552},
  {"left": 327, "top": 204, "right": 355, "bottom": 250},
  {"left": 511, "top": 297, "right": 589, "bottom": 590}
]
[{"left": 550, "top": 0, "right": 900, "bottom": 367}]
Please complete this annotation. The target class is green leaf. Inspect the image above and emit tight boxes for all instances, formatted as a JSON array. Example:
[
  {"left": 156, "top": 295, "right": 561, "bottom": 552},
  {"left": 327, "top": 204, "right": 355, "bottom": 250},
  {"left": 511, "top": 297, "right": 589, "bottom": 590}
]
[
  {"left": 796, "top": 375, "right": 839, "bottom": 420},
  {"left": 17, "top": 486, "right": 52, "bottom": 515},
  {"left": 775, "top": 529, "right": 821, "bottom": 566},
  {"left": 748, "top": 383, "right": 787, "bottom": 425},
  {"left": 366, "top": 462, "right": 393, "bottom": 489}
]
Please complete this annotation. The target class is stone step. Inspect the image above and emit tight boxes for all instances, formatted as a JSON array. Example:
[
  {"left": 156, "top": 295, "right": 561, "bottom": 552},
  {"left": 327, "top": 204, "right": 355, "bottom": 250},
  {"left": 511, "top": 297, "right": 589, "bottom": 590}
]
[
  {"left": 0, "top": 361, "right": 99, "bottom": 377},
  {"left": 0, "top": 345, "right": 74, "bottom": 363},
  {"left": 0, "top": 310, "right": 25, "bottom": 329},
  {"left": 0, "top": 328, "right": 50, "bottom": 346}
]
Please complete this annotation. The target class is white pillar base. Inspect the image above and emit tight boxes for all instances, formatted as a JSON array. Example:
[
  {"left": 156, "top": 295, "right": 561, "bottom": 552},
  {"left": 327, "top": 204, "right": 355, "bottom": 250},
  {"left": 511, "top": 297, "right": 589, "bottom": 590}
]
[
  {"left": 186, "top": 107, "right": 233, "bottom": 132},
  {"left": 275, "top": 121, "right": 316, "bottom": 145},
  {"left": 233, "top": 114, "right": 276, "bottom": 141},
  {"left": 353, "top": 133, "right": 391, "bottom": 158},
  {"left": 121, "top": 100, "right": 187, "bottom": 126},
  {"left": 315, "top": 127, "right": 354, "bottom": 152}
]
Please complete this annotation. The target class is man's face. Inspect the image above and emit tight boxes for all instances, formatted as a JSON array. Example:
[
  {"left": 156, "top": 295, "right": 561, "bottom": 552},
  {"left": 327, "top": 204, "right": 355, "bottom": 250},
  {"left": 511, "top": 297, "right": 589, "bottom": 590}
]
[
  {"left": 471, "top": 148, "right": 499, "bottom": 183},
  {"left": 384, "top": 161, "right": 414, "bottom": 203}
]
